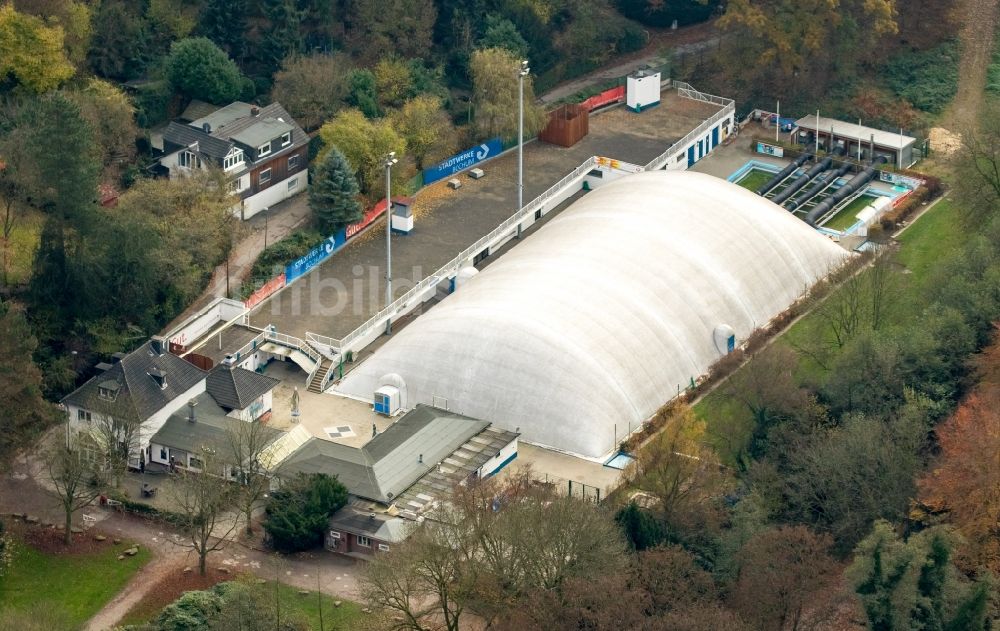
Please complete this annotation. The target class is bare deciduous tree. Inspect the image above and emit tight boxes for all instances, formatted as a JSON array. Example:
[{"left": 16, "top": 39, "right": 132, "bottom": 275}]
[
  {"left": 168, "top": 447, "right": 240, "bottom": 575},
  {"left": 225, "top": 418, "right": 276, "bottom": 534},
  {"left": 47, "top": 441, "right": 105, "bottom": 545}
]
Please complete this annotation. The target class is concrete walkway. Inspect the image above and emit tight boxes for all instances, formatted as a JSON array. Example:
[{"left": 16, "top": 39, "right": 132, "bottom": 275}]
[
  {"left": 0, "top": 451, "right": 363, "bottom": 631},
  {"left": 161, "top": 193, "right": 313, "bottom": 334}
]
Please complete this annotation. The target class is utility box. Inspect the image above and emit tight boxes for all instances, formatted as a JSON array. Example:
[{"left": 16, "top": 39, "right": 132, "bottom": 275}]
[
  {"left": 626, "top": 69, "right": 661, "bottom": 112},
  {"left": 447, "top": 178, "right": 461, "bottom": 190},
  {"left": 468, "top": 168, "right": 485, "bottom": 179},
  {"left": 390, "top": 196, "right": 414, "bottom": 234},
  {"left": 374, "top": 386, "right": 400, "bottom": 416}
]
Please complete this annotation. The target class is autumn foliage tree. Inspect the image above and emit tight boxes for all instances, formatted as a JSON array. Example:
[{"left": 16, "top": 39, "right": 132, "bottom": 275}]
[{"left": 919, "top": 386, "right": 1000, "bottom": 572}]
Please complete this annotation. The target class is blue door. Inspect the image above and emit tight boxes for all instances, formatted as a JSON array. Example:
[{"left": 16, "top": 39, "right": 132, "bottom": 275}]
[
  {"left": 687, "top": 145, "right": 695, "bottom": 167},
  {"left": 712, "top": 126, "right": 719, "bottom": 148}
]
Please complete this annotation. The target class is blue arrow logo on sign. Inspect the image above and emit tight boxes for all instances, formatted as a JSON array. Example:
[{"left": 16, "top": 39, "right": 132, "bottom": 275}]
[{"left": 475, "top": 144, "right": 490, "bottom": 160}]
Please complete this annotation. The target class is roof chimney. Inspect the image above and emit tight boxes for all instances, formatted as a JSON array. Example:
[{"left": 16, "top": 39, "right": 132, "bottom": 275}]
[
  {"left": 187, "top": 399, "right": 197, "bottom": 423},
  {"left": 251, "top": 105, "right": 260, "bottom": 117},
  {"left": 150, "top": 336, "right": 166, "bottom": 356},
  {"left": 222, "top": 355, "right": 236, "bottom": 370},
  {"left": 149, "top": 367, "right": 167, "bottom": 390},
  {"left": 202, "top": 122, "right": 211, "bottom": 133}
]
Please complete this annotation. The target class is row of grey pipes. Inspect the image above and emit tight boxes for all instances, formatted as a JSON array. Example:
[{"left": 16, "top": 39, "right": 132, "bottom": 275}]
[{"left": 756, "top": 149, "right": 886, "bottom": 226}]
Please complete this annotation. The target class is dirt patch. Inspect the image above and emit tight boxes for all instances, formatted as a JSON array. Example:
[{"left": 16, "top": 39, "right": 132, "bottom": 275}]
[
  {"left": 939, "top": 0, "right": 1000, "bottom": 132},
  {"left": 6, "top": 519, "right": 128, "bottom": 555},
  {"left": 928, "top": 127, "right": 963, "bottom": 156},
  {"left": 118, "top": 566, "right": 233, "bottom": 626}
]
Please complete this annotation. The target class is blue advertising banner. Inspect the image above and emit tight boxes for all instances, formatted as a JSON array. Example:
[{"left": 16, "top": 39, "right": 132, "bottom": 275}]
[
  {"left": 285, "top": 231, "right": 346, "bottom": 283},
  {"left": 423, "top": 137, "right": 502, "bottom": 184}
]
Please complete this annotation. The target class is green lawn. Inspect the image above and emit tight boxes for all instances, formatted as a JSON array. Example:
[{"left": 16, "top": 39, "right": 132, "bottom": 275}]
[
  {"left": 820, "top": 194, "right": 878, "bottom": 231},
  {"left": 695, "top": 197, "right": 961, "bottom": 464},
  {"left": 122, "top": 580, "right": 365, "bottom": 630},
  {"left": 3, "top": 207, "right": 44, "bottom": 287},
  {"left": 736, "top": 169, "right": 774, "bottom": 192},
  {"left": 272, "top": 582, "right": 365, "bottom": 630},
  {"left": 0, "top": 537, "right": 151, "bottom": 629}
]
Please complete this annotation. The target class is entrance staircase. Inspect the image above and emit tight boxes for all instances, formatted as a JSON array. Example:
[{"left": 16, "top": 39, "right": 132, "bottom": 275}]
[{"left": 308, "top": 356, "right": 331, "bottom": 393}]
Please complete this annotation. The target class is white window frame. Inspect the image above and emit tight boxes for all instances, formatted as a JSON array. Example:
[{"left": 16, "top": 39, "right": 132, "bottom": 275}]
[
  {"left": 178, "top": 150, "right": 198, "bottom": 169},
  {"left": 223, "top": 148, "right": 244, "bottom": 171},
  {"left": 377, "top": 543, "right": 390, "bottom": 552},
  {"left": 287, "top": 178, "right": 298, "bottom": 192},
  {"left": 280, "top": 132, "right": 291, "bottom": 147},
  {"left": 77, "top": 409, "right": 92, "bottom": 423},
  {"left": 288, "top": 154, "right": 300, "bottom": 170},
  {"left": 188, "top": 455, "right": 203, "bottom": 470},
  {"left": 357, "top": 535, "right": 371, "bottom": 548},
  {"left": 259, "top": 168, "right": 272, "bottom": 185},
  {"left": 257, "top": 142, "right": 271, "bottom": 158},
  {"left": 329, "top": 531, "right": 341, "bottom": 540}
]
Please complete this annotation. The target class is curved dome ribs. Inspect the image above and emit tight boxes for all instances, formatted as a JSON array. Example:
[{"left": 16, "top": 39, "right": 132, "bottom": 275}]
[{"left": 338, "top": 171, "right": 849, "bottom": 457}]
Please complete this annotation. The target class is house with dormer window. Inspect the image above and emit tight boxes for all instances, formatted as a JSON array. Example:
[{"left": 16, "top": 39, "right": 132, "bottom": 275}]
[{"left": 158, "top": 101, "right": 309, "bottom": 220}]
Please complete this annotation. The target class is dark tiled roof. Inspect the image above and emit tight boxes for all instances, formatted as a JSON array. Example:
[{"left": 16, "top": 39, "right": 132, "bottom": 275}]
[
  {"left": 209, "top": 103, "right": 309, "bottom": 160},
  {"left": 162, "top": 122, "right": 233, "bottom": 159},
  {"left": 278, "top": 405, "right": 492, "bottom": 503},
  {"left": 328, "top": 508, "right": 411, "bottom": 542},
  {"left": 179, "top": 99, "right": 220, "bottom": 123},
  {"left": 62, "top": 341, "right": 207, "bottom": 421},
  {"left": 206, "top": 364, "right": 278, "bottom": 411},
  {"left": 151, "top": 392, "right": 283, "bottom": 458}
]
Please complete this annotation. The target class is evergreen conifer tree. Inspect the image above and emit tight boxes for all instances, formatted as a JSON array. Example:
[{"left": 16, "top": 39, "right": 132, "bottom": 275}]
[{"left": 309, "top": 147, "right": 362, "bottom": 235}]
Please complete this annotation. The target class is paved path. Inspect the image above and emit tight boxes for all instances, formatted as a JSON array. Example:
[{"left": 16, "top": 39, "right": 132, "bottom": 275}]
[
  {"left": 161, "top": 194, "right": 312, "bottom": 334},
  {"left": 940, "top": 0, "right": 1000, "bottom": 133},
  {"left": 539, "top": 21, "right": 721, "bottom": 104},
  {"left": 0, "top": 454, "right": 362, "bottom": 631}
]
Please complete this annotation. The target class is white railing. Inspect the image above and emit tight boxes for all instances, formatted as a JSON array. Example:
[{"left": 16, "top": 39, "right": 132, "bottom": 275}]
[
  {"left": 644, "top": 102, "right": 735, "bottom": 171},
  {"left": 299, "top": 82, "right": 733, "bottom": 359},
  {"left": 313, "top": 157, "right": 599, "bottom": 355},
  {"left": 305, "top": 332, "right": 342, "bottom": 357},
  {"left": 231, "top": 332, "right": 265, "bottom": 363},
  {"left": 263, "top": 329, "right": 320, "bottom": 364},
  {"left": 320, "top": 360, "right": 339, "bottom": 391},
  {"left": 673, "top": 81, "right": 734, "bottom": 108}
]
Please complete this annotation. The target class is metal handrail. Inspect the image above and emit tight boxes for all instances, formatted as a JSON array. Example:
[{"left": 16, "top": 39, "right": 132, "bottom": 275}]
[
  {"left": 263, "top": 330, "right": 320, "bottom": 363},
  {"left": 673, "top": 81, "right": 734, "bottom": 107},
  {"left": 231, "top": 332, "right": 265, "bottom": 363},
  {"left": 305, "top": 332, "right": 342, "bottom": 355},
  {"left": 323, "top": 157, "right": 599, "bottom": 354},
  {"left": 644, "top": 103, "right": 734, "bottom": 171}
]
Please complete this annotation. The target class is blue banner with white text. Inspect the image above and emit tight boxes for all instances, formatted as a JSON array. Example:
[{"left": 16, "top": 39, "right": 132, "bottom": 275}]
[{"left": 423, "top": 137, "right": 503, "bottom": 184}]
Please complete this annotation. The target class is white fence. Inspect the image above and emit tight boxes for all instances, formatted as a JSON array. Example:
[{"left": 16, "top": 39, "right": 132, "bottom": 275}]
[{"left": 306, "top": 157, "right": 598, "bottom": 358}]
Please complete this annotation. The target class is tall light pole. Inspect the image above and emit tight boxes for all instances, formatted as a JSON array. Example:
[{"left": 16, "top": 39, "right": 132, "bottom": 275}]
[
  {"left": 516, "top": 59, "right": 529, "bottom": 239},
  {"left": 383, "top": 151, "right": 398, "bottom": 335}
]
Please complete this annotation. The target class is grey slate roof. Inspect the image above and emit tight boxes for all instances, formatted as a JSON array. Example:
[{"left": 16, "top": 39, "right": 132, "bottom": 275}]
[
  {"left": 394, "top": 426, "right": 518, "bottom": 515},
  {"left": 191, "top": 102, "right": 254, "bottom": 131},
  {"left": 205, "top": 364, "right": 278, "bottom": 411},
  {"left": 231, "top": 118, "right": 294, "bottom": 149},
  {"left": 62, "top": 340, "right": 207, "bottom": 422},
  {"left": 151, "top": 392, "right": 283, "bottom": 457},
  {"left": 210, "top": 103, "right": 309, "bottom": 158},
  {"left": 278, "top": 405, "right": 492, "bottom": 503},
  {"left": 179, "top": 99, "right": 221, "bottom": 123},
  {"left": 163, "top": 102, "right": 307, "bottom": 164},
  {"left": 162, "top": 122, "right": 233, "bottom": 160},
  {"left": 328, "top": 508, "right": 412, "bottom": 542}
]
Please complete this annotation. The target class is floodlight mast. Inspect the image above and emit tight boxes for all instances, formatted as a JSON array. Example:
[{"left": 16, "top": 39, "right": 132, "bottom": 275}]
[
  {"left": 517, "top": 60, "right": 530, "bottom": 239},
  {"left": 384, "top": 151, "right": 398, "bottom": 335}
]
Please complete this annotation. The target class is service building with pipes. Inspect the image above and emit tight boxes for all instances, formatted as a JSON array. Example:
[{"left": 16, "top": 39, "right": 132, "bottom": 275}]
[{"left": 793, "top": 115, "right": 917, "bottom": 169}]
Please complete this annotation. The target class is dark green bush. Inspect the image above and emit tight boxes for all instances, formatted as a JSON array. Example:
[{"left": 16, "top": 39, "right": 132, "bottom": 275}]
[
  {"left": 264, "top": 473, "right": 348, "bottom": 553},
  {"left": 242, "top": 230, "right": 323, "bottom": 299},
  {"left": 880, "top": 39, "right": 960, "bottom": 115},
  {"left": 614, "top": 0, "right": 720, "bottom": 27}
]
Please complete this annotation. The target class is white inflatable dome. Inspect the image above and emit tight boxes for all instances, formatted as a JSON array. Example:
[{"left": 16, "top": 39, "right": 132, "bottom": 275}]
[{"left": 337, "top": 170, "right": 848, "bottom": 457}]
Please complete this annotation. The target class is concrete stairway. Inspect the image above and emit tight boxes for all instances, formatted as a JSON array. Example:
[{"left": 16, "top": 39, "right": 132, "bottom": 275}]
[{"left": 308, "top": 357, "right": 331, "bottom": 393}]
